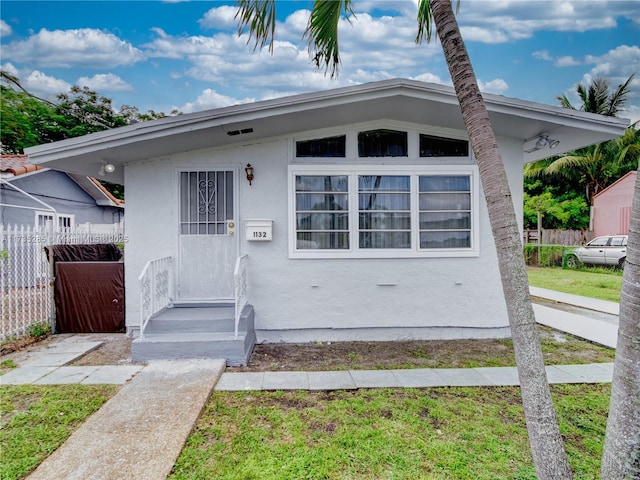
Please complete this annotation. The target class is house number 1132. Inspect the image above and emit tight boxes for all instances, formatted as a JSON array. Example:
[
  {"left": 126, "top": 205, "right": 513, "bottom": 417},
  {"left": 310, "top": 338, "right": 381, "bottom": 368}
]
[{"left": 253, "top": 231, "right": 268, "bottom": 238}]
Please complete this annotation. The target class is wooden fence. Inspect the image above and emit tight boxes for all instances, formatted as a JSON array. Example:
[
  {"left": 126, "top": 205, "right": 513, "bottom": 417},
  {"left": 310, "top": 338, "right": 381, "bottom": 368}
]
[{"left": 523, "top": 229, "right": 594, "bottom": 246}]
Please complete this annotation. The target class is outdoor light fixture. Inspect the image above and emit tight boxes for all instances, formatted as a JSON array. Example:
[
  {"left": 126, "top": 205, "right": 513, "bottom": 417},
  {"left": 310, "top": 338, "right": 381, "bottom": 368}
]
[
  {"left": 524, "top": 132, "right": 560, "bottom": 153},
  {"left": 245, "top": 164, "right": 254, "bottom": 185},
  {"left": 99, "top": 162, "right": 116, "bottom": 176}
]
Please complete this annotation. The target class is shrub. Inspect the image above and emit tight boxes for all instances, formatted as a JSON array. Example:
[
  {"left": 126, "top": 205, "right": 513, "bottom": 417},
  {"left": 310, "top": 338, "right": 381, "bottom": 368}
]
[{"left": 524, "top": 244, "right": 567, "bottom": 267}]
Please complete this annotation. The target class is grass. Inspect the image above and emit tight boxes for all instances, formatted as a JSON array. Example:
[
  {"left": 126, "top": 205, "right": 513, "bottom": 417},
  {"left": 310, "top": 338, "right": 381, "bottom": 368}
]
[
  {"left": 527, "top": 266, "right": 623, "bottom": 302},
  {"left": 169, "top": 384, "right": 610, "bottom": 480},
  {"left": 0, "top": 384, "right": 118, "bottom": 480},
  {"left": 0, "top": 359, "right": 18, "bottom": 374}
]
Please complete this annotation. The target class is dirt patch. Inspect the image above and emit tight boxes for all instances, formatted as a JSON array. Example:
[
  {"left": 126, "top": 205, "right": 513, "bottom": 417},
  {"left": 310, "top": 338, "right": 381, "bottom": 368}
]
[
  {"left": 70, "top": 335, "right": 138, "bottom": 366},
  {"left": 4, "top": 325, "right": 614, "bottom": 371}
]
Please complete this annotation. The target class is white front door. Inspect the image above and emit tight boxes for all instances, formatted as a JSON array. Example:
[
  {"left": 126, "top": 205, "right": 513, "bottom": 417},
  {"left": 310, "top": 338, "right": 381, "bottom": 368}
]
[{"left": 178, "top": 170, "right": 238, "bottom": 301}]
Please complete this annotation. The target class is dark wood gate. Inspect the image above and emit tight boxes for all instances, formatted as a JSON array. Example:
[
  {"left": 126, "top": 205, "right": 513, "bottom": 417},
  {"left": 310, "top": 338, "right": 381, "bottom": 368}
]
[{"left": 46, "top": 244, "right": 125, "bottom": 333}]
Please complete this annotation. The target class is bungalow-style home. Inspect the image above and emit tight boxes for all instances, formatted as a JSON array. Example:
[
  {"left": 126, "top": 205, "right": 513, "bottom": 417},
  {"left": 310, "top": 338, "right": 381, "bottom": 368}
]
[
  {"left": 592, "top": 171, "right": 637, "bottom": 237},
  {"left": 1, "top": 154, "right": 124, "bottom": 228},
  {"left": 25, "top": 79, "right": 629, "bottom": 365}
]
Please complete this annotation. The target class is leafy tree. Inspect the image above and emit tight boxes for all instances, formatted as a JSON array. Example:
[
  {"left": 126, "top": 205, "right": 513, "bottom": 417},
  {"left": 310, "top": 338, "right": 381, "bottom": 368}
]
[
  {"left": 524, "top": 191, "right": 589, "bottom": 230},
  {"left": 236, "top": 1, "right": 572, "bottom": 477}
]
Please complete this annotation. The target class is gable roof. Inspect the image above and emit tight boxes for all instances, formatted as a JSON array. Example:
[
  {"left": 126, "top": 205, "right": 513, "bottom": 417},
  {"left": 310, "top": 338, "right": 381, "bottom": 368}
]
[
  {"left": 25, "top": 78, "right": 629, "bottom": 184},
  {"left": 1, "top": 154, "right": 123, "bottom": 207},
  {"left": 593, "top": 171, "right": 638, "bottom": 200}
]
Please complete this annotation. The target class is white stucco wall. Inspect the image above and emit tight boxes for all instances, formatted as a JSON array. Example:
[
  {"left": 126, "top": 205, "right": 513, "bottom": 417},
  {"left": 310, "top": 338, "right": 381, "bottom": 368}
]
[{"left": 125, "top": 125, "right": 526, "bottom": 342}]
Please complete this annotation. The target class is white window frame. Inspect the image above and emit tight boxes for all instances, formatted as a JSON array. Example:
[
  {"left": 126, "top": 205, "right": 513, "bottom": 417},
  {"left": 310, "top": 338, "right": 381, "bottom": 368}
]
[
  {"left": 288, "top": 164, "right": 480, "bottom": 259},
  {"left": 35, "top": 211, "right": 75, "bottom": 229}
]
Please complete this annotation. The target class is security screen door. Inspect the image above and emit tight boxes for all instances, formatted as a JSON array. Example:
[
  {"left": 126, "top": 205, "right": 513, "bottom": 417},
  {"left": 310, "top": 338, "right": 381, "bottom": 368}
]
[{"left": 178, "top": 170, "right": 237, "bottom": 301}]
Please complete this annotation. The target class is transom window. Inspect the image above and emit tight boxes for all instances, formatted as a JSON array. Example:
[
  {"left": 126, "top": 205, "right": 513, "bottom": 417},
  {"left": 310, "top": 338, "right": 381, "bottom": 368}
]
[
  {"left": 420, "top": 134, "right": 469, "bottom": 157},
  {"left": 289, "top": 165, "right": 478, "bottom": 258},
  {"left": 358, "top": 129, "right": 408, "bottom": 157}
]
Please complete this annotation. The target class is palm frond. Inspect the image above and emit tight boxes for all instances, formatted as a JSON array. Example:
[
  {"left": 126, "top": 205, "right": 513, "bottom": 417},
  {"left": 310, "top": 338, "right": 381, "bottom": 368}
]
[
  {"left": 606, "top": 72, "right": 636, "bottom": 116},
  {"left": 556, "top": 94, "right": 575, "bottom": 110},
  {"left": 304, "top": 0, "right": 354, "bottom": 78},
  {"left": 236, "top": 0, "right": 277, "bottom": 52},
  {"left": 415, "top": 0, "right": 434, "bottom": 44}
]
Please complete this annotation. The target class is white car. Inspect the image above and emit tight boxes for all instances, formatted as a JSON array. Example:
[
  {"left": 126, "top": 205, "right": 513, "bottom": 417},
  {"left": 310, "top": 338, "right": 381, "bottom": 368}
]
[{"left": 565, "top": 235, "right": 627, "bottom": 269}]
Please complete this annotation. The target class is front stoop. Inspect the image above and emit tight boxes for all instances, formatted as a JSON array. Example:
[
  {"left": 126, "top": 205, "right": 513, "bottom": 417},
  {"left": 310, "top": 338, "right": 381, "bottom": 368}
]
[{"left": 132, "top": 304, "right": 255, "bottom": 366}]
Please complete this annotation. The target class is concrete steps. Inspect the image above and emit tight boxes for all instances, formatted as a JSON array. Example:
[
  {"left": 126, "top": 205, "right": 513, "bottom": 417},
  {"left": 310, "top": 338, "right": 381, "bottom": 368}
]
[{"left": 132, "top": 304, "right": 255, "bottom": 366}]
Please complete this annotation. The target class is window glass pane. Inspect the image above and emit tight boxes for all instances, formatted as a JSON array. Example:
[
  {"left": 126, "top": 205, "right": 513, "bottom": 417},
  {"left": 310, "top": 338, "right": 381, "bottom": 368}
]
[
  {"left": 359, "top": 175, "right": 410, "bottom": 191},
  {"left": 419, "top": 175, "right": 470, "bottom": 191},
  {"left": 297, "top": 232, "right": 349, "bottom": 249},
  {"left": 297, "top": 213, "right": 349, "bottom": 230},
  {"left": 360, "top": 212, "right": 411, "bottom": 230},
  {"left": 358, "top": 129, "right": 407, "bottom": 157},
  {"left": 420, "top": 212, "right": 471, "bottom": 230},
  {"left": 420, "top": 193, "right": 470, "bottom": 210},
  {"left": 360, "top": 232, "right": 411, "bottom": 249},
  {"left": 296, "top": 175, "right": 348, "bottom": 192},
  {"left": 296, "top": 136, "right": 346, "bottom": 157},
  {"left": 296, "top": 193, "right": 348, "bottom": 211},
  {"left": 359, "top": 193, "right": 411, "bottom": 211},
  {"left": 420, "top": 134, "right": 469, "bottom": 157},
  {"left": 421, "top": 232, "right": 471, "bottom": 248}
]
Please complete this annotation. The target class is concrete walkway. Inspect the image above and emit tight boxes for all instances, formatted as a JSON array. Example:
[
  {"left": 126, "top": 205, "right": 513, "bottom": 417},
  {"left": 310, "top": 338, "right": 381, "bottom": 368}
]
[
  {"left": 26, "top": 359, "right": 225, "bottom": 480},
  {"left": 1, "top": 287, "right": 620, "bottom": 480}
]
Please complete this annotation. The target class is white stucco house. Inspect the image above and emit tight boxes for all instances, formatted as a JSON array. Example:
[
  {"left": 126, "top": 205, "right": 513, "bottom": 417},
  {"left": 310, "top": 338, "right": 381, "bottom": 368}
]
[{"left": 25, "top": 79, "right": 628, "bottom": 364}]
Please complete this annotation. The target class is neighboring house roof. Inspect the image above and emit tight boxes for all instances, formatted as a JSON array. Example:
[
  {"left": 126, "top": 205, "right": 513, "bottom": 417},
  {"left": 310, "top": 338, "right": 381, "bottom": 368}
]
[
  {"left": 593, "top": 171, "right": 637, "bottom": 200},
  {"left": 0, "top": 154, "right": 42, "bottom": 176},
  {"left": 25, "top": 78, "right": 630, "bottom": 183},
  {"left": 1, "top": 154, "right": 124, "bottom": 208}
]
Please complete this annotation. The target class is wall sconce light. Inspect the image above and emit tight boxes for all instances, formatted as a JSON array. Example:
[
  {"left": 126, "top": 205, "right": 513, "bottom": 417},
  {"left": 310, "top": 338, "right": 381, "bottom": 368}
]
[
  {"left": 245, "top": 164, "right": 254, "bottom": 185},
  {"left": 524, "top": 132, "right": 560, "bottom": 153},
  {"left": 99, "top": 162, "right": 116, "bottom": 176}
]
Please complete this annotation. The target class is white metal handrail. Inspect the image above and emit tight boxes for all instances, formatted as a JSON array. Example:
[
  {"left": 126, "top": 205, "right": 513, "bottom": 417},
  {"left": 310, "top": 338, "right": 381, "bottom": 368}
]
[
  {"left": 233, "top": 254, "right": 248, "bottom": 338},
  {"left": 138, "top": 256, "right": 173, "bottom": 339}
]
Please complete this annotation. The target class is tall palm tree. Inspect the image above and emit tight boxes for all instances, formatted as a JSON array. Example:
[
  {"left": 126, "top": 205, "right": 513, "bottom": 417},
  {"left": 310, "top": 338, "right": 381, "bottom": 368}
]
[
  {"left": 601, "top": 165, "right": 640, "bottom": 478},
  {"left": 236, "top": 1, "right": 572, "bottom": 478},
  {"left": 558, "top": 73, "right": 635, "bottom": 117}
]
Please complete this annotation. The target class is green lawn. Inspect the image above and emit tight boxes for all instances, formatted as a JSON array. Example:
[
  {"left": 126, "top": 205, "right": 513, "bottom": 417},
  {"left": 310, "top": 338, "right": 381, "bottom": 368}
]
[
  {"left": 527, "top": 266, "right": 623, "bottom": 302},
  {"left": 0, "top": 385, "right": 117, "bottom": 480},
  {"left": 169, "top": 384, "right": 610, "bottom": 480}
]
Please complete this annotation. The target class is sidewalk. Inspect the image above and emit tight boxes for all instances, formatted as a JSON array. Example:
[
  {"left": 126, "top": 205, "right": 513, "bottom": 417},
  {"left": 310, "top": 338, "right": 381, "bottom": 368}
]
[{"left": 530, "top": 286, "right": 619, "bottom": 348}]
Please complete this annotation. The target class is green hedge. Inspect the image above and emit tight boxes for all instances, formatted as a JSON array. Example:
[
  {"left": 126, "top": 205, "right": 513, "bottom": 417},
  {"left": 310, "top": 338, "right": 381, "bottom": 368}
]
[{"left": 524, "top": 244, "right": 573, "bottom": 267}]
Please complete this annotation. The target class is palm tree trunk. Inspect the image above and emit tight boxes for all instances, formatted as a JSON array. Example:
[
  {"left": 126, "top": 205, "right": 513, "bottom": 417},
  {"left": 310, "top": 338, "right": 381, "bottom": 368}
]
[
  {"left": 429, "top": 1, "right": 572, "bottom": 478},
  {"left": 601, "top": 166, "right": 640, "bottom": 479}
]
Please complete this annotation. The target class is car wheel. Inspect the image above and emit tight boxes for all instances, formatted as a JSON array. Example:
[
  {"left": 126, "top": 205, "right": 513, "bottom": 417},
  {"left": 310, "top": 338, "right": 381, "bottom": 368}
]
[
  {"left": 619, "top": 257, "right": 625, "bottom": 270},
  {"left": 565, "top": 255, "right": 580, "bottom": 269}
]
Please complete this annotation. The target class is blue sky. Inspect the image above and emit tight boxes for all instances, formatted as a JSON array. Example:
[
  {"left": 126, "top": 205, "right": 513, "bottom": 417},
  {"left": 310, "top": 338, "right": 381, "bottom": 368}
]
[{"left": 2, "top": 1, "right": 639, "bottom": 122}]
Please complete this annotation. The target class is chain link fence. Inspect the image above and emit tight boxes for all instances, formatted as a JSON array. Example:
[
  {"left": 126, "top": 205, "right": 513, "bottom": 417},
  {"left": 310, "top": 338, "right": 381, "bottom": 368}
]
[{"left": 1, "top": 223, "right": 125, "bottom": 341}]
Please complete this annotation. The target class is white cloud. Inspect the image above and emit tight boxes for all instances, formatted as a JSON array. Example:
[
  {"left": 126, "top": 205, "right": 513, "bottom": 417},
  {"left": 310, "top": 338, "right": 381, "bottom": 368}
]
[
  {"left": 23, "top": 70, "right": 72, "bottom": 97},
  {"left": 198, "top": 6, "right": 241, "bottom": 30},
  {"left": 1, "top": 20, "right": 12, "bottom": 37},
  {"left": 456, "top": 1, "right": 624, "bottom": 44},
  {"left": 532, "top": 50, "right": 552, "bottom": 61},
  {"left": 584, "top": 45, "right": 640, "bottom": 79},
  {"left": 2, "top": 28, "right": 145, "bottom": 68},
  {"left": 176, "top": 88, "right": 255, "bottom": 113},
  {"left": 554, "top": 56, "right": 581, "bottom": 67},
  {"left": 76, "top": 73, "right": 134, "bottom": 92},
  {"left": 478, "top": 78, "right": 509, "bottom": 95},
  {"left": 0, "top": 62, "right": 20, "bottom": 78}
]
